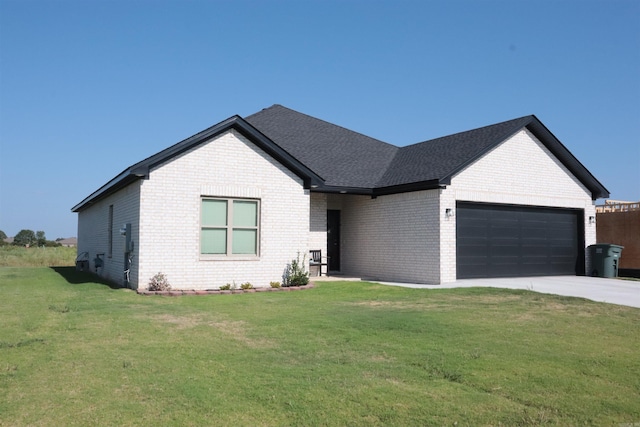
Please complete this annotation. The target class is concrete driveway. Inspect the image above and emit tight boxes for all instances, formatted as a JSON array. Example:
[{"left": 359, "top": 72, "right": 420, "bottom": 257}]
[{"left": 374, "top": 276, "right": 640, "bottom": 308}]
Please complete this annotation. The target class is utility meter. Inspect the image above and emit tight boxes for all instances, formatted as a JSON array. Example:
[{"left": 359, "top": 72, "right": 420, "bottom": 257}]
[{"left": 121, "top": 223, "right": 133, "bottom": 252}]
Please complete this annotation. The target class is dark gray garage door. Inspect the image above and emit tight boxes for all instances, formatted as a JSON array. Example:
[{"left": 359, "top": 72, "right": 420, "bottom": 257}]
[{"left": 456, "top": 202, "right": 584, "bottom": 279}]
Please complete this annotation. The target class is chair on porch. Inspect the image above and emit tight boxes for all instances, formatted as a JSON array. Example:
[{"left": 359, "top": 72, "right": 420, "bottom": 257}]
[{"left": 309, "top": 250, "right": 330, "bottom": 276}]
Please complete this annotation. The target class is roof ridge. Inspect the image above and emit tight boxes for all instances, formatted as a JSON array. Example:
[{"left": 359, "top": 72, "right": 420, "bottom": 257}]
[
  {"left": 247, "top": 104, "right": 398, "bottom": 149},
  {"left": 407, "top": 115, "right": 535, "bottom": 148}
]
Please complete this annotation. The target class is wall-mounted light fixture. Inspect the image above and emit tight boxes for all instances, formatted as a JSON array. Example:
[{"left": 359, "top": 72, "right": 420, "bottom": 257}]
[
  {"left": 589, "top": 216, "right": 595, "bottom": 224},
  {"left": 445, "top": 208, "right": 454, "bottom": 219}
]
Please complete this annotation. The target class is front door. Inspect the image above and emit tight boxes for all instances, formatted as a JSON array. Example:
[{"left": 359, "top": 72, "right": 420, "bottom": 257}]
[{"left": 327, "top": 210, "right": 341, "bottom": 271}]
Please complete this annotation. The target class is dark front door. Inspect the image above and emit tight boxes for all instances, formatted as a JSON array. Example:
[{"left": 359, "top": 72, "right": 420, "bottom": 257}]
[
  {"left": 456, "top": 202, "right": 584, "bottom": 279},
  {"left": 327, "top": 210, "right": 341, "bottom": 271}
]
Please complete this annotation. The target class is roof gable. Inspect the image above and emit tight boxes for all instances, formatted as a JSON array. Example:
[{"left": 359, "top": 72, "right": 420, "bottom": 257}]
[
  {"left": 375, "top": 115, "right": 608, "bottom": 199},
  {"left": 245, "top": 105, "right": 398, "bottom": 189},
  {"left": 376, "top": 116, "right": 533, "bottom": 191},
  {"left": 71, "top": 115, "right": 322, "bottom": 212}
]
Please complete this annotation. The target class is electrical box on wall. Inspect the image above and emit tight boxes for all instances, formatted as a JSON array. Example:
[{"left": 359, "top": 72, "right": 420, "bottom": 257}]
[{"left": 120, "top": 223, "right": 133, "bottom": 252}]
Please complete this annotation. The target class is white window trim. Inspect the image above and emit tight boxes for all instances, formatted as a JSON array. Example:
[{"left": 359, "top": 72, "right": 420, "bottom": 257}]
[{"left": 200, "top": 196, "right": 261, "bottom": 260}]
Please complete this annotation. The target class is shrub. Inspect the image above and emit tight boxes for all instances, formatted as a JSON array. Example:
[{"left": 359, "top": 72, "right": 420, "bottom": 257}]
[
  {"left": 270, "top": 281, "right": 281, "bottom": 288},
  {"left": 148, "top": 273, "right": 171, "bottom": 291},
  {"left": 220, "top": 281, "right": 239, "bottom": 291},
  {"left": 240, "top": 282, "right": 253, "bottom": 290},
  {"left": 283, "top": 252, "right": 309, "bottom": 287}
]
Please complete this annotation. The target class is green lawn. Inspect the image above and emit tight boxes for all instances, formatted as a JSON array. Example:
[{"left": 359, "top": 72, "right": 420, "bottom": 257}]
[{"left": 1, "top": 267, "right": 639, "bottom": 426}]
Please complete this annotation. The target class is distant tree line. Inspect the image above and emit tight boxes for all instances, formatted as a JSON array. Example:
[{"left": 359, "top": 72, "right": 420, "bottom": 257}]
[{"left": 0, "top": 229, "right": 62, "bottom": 247}]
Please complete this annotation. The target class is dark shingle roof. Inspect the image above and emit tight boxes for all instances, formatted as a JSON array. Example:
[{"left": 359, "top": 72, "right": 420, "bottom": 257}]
[
  {"left": 377, "top": 116, "right": 533, "bottom": 189},
  {"left": 245, "top": 105, "right": 398, "bottom": 188},
  {"left": 246, "top": 106, "right": 607, "bottom": 199}
]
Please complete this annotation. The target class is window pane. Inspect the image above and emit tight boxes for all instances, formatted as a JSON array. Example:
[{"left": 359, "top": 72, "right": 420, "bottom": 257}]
[
  {"left": 202, "top": 199, "right": 227, "bottom": 226},
  {"left": 232, "top": 229, "right": 257, "bottom": 254},
  {"left": 201, "top": 228, "right": 227, "bottom": 254},
  {"left": 233, "top": 201, "right": 257, "bottom": 227}
]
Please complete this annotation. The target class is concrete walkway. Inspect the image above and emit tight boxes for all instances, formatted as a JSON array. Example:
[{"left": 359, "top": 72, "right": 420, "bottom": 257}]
[{"left": 373, "top": 276, "right": 640, "bottom": 308}]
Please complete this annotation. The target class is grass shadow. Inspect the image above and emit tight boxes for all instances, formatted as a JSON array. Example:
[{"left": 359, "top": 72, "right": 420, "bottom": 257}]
[{"left": 50, "top": 266, "right": 124, "bottom": 289}]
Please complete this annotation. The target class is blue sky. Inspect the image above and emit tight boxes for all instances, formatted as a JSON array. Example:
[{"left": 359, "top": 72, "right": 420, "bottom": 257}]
[{"left": 1, "top": 0, "right": 638, "bottom": 239}]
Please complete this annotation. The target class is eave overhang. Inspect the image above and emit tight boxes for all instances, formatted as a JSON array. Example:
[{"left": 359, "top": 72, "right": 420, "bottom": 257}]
[{"left": 311, "top": 179, "right": 446, "bottom": 197}]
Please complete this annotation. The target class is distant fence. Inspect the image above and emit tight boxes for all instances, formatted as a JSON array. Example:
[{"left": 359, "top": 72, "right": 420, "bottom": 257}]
[{"left": 595, "top": 201, "right": 640, "bottom": 213}]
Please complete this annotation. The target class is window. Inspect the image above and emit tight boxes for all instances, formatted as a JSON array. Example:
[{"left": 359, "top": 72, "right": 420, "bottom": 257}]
[
  {"left": 201, "top": 198, "right": 259, "bottom": 256},
  {"left": 108, "top": 205, "right": 114, "bottom": 257}
]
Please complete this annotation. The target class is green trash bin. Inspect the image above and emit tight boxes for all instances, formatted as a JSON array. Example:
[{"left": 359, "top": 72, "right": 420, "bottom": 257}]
[{"left": 588, "top": 244, "right": 624, "bottom": 278}]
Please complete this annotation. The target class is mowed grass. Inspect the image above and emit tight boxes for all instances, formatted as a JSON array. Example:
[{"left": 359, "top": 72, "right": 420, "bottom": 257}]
[{"left": 1, "top": 268, "right": 639, "bottom": 426}]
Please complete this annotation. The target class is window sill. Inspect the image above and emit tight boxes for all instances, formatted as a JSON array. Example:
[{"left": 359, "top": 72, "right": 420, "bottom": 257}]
[{"left": 199, "top": 255, "right": 260, "bottom": 262}]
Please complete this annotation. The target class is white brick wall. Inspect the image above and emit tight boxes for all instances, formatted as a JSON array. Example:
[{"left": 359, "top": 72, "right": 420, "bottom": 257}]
[
  {"left": 77, "top": 181, "right": 141, "bottom": 286},
  {"left": 442, "top": 129, "right": 596, "bottom": 282},
  {"left": 308, "top": 193, "right": 328, "bottom": 276},
  {"left": 439, "top": 188, "right": 457, "bottom": 283},
  {"left": 339, "top": 190, "right": 441, "bottom": 283},
  {"left": 136, "top": 129, "right": 310, "bottom": 289},
  {"left": 309, "top": 193, "right": 327, "bottom": 252}
]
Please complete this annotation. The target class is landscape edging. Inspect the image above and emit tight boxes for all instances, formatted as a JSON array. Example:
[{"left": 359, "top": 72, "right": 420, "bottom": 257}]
[{"left": 137, "top": 283, "right": 315, "bottom": 296}]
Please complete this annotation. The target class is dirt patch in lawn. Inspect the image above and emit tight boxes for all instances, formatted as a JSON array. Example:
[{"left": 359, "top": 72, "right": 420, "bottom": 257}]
[
  {"left": 208, "top": 320, "right": 273, "bottom": 349},
  {"left": 348, "top": 294, "right": 524, "bottom": 311},
  {"left": 149, "top": 314, "right": 273, "bottom": 348}
]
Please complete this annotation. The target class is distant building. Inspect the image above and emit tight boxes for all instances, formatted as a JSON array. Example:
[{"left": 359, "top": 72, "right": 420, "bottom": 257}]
[{"left": 56, "top": 238, "right": 77, "bottom": 247}]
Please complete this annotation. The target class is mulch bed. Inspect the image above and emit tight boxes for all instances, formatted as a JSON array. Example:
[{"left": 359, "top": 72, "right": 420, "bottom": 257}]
[{"left": 137, "top": 283, "right": 315, "bottom": 296}]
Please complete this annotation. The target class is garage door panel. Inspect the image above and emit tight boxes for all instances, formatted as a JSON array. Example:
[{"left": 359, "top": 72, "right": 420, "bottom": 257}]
[
  {"left": 521, "top": 226, "right": 548, "bottom": 238},
  {"left": 492, "top": 226, "right": 519, "bottom": 238},
  {"left": 457, "top": 202, "right": 583, "bottom": 279},
  {"left": 522, "top": 245, "right": 548, "bottom": 257},
  {"left": 550, "top": 228, "right": 576, "bottom": 241},
  {"left": 458, "top": 226, "right": 487, "bottom": 239},
  {"left": 458, "top": 247, "right": 486, "bottom": 257},
  {"left": 550, "top": 247, "right": 575, "bottom": 258},
  {"left": 521, "top": 261, "right": 548, "bottom": 275},
  {"left": 491, "top": 244, "right": 519, "bottom": 257}
]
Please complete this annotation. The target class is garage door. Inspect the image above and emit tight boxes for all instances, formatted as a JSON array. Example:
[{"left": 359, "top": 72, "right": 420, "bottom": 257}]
[{"left": 456, "top": 202, "right": 584, "bottom": 279}]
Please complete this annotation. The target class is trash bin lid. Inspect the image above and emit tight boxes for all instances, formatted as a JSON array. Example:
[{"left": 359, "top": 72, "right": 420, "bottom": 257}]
[
  {"left": 591, "top": 243, "right": 624, "bottom": 249},
  {"left": 590, "top": 243, "right": 624, "bottom": 256}
]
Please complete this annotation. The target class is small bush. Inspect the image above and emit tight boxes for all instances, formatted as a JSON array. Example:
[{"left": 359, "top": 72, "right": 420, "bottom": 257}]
[
  {"left": 219, "top": 283, "right": 231, "bottom": 290},
  {"left": 240, "top": 282, "right": 253, "bottom": 290},
  {"left": 148, "top": 272, "right": 171, "bottom": 291},
  {"left": 283, "top": 252, "right": 309, "bottom": 287},
  {"left": 270, "top": 281, "right": 281, "bottom": 288}
]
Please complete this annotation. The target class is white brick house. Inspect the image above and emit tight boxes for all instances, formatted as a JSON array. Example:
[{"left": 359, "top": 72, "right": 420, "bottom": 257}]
[{"left": 72, "top": 105, "right": 608, "bottom": 289}]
